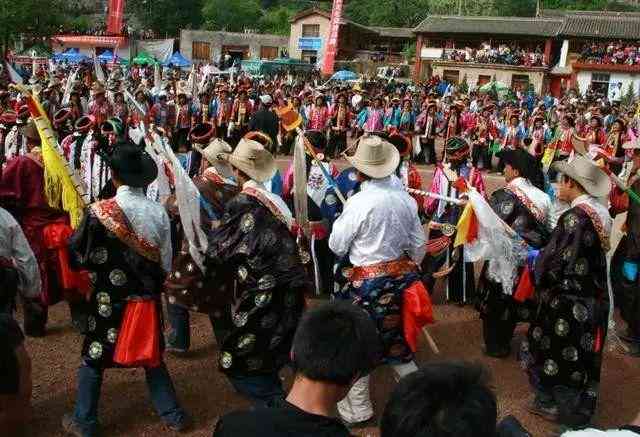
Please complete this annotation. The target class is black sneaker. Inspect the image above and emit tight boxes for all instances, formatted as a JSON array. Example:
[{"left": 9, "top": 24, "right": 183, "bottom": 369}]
[
  {"left": 166, "top": 414, "right": 193, "bottom": 433},
  {"left": 61, "top": 414, "right": 95, "bottom": 437}
]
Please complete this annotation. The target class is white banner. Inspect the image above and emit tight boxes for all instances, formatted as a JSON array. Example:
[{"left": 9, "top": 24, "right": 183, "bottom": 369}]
[{"left": 135, "top": 39, "right": 174, "bottom": 64}]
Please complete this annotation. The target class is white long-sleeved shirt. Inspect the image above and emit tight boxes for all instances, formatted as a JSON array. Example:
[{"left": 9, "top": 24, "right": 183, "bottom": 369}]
[
  {"left": 115, "top": 186, "right": 173, "bottom": 272},
  {"left": 329, "top": 175, "right": 426, "bottom": 267},
  {"left": 0, "top": 206, "right": 41, "bottom": 298}
]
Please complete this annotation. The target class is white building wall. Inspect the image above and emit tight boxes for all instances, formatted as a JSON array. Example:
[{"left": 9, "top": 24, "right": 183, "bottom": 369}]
[{"left": 576, "top": 70, "right": 640, "bottom": 97}]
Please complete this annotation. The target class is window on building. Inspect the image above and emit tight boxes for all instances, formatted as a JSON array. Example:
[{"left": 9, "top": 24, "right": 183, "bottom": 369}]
[
  {"left": 512, "top": 74, "right": 530, "bottom": 92},
  {"left": 591, "top": 72, "right": 611, "bottom": 94},
  {"left": 302, "top": 50, "right": 318, "bottom": 64},
  {"left": 443, "top": 69, "right": 460, "bottom": 84},
  {"left": 192, "top": 41, "right": 211, "bottom": 61},
  {"left": 477, "top": 75, "right": 492, "bottom": 87},
  {"left": 260, "top": 46, "right": 278, "bottom": 60},
  {"left": 302, "top": 24, "right": 320, "bottom": 38}
]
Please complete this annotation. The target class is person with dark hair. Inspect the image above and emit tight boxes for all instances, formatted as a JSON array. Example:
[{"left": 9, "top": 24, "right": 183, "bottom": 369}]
[
  {"left": 248, "top": 95, "right": 279, "bottom": 153},
  {"left": 521, "top": 156, "right": 612, "bottom": 426},
  {"left": 380, "top": 362, "right": 498, "bottom": 437},
  {"left": 213, "top": 301, "right": 380, "bottom": 437},
  {"left": 477, "top": 148, "right": 552, "bottom": 358},
  {"left": 62, "top": 142, "right": 190, "bottom": 436}
]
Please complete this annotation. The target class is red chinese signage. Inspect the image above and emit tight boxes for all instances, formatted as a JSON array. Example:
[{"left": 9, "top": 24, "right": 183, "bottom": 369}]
[
  {"left": 54, "top": 35, "right": 127, "bottom": 46},
  {"left": 107, "top": 0, "right": 125, "bottom": 35},
  {"left": 321, "top": 0, "right": 344, "bottom": 76}
]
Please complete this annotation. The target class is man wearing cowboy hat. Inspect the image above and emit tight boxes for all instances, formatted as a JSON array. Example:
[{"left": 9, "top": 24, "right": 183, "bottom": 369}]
[
  {"left": 210, "top": 86, "right": 233, "bottom": 143},
  {"left": 477, "top": 148, "right": 552, "bottom": 358},
  {"left": 203, "top": 138, "right": 307, "bottom": 405},
  {"left": 521, "top": 155, "right": 612, "bottom": 426},
  {"left": 611, "top": 139, "right": 640, "bottom": 357},
  {"left": 328, "top": 135, "right": 427, "bottom": 427},
  {"left": 230, "top": 88, "right": 254, "bottom": 145},
  {"left": 63, "top": 141, "right": 191, "bottom": 436}
]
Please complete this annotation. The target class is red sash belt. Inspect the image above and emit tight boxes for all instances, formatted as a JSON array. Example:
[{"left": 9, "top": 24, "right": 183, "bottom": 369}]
[
  {"left": 43, "top": 223, "right": 90, "bottom": 296},
  {"left": 349, "top": 258, "right": 418, "bottom": 282}
]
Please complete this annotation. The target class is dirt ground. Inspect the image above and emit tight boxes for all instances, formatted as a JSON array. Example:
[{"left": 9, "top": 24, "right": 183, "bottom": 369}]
[{"left": 18, "top": 162, "right": 640, "bottom": 437}]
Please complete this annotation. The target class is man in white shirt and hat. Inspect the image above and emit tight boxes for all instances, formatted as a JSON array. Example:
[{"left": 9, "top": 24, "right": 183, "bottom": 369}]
[{"left": 329, "top": 135, "right": 429, "bottom": 426}]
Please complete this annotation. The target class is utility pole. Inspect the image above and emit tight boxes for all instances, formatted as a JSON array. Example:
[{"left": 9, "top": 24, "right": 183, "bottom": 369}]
[
  {"left": 458, "top": 0, "right": 463, "bottom": 16},
  {"left": 536, "top": 0, "right": 542, "bottom": 17}
]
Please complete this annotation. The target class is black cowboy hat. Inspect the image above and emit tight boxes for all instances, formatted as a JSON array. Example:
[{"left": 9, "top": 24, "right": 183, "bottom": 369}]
[
  {"left": 497, "top": 148, "right": 545, "bottom": 190},
  {"left": 387, "top": 132, "right": 412, "bottom": 157},
  {"left": 104, "top": 142, "right": 158, "bottom": 188}
]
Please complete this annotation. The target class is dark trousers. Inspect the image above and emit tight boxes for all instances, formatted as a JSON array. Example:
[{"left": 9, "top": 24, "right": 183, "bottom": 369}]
[
  {"left": 72, "top": 361, "right": 186, "bottom": 436},
  {"left": 167, "top": 304, "right": 284, "bottom": 405},
  {"left": 208, "top": 314, "right": 285, "bottom": 406},
  {"left": 472, "top": 144, "right": 490, "bottom": 170},
  {"left": 482, "top": 315, "right": 517, "bottom": 354},
  {"left": 166, "top": 303, "right": 191, "bottom": 351},
  {"left": 328, "top": 130, "right": 347, "bottom": 158},
  {"left": 421, "top": 138, "right": 437, "bottom": 165},
  {"left": 22, "top": 297, "right": 47, "bottom": 338}
]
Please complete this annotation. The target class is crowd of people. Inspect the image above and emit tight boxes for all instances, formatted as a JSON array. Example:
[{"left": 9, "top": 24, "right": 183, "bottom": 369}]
[
  {"left": 0, "top": 60, "right": 640, "bottom": 437},
  {"left": 578, "top": 40, "right": 640, "bottom": 65},
  {"left": 443, "top": 42, "right": 545, "bottom": 67}
]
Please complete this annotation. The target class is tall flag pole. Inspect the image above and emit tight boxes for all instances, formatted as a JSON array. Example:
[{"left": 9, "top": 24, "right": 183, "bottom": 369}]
[{"left": 321, "top": 0, "right": 344, "bottom": 76}]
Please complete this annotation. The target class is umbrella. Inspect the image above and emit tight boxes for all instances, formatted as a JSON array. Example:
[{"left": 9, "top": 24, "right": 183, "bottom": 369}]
[
  {"left": 97, "top": 50, "right": 121, "bottom": 64},
  {"left": 330, "top": 70, "right": 358, "bottom": 81},
  {"left": 479, "top": 81, "right": 510, "bottom": 93},
  {"left": 132, "top": 51, "right": 158, "bottom": 65},
  {"left": 163, "top": 52, "right": 191, "bottom": 68}
]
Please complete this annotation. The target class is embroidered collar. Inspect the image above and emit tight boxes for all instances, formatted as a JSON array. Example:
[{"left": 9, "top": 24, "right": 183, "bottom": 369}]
[{"left": 90, "top": 198, "right": 161, "bottom": 263}]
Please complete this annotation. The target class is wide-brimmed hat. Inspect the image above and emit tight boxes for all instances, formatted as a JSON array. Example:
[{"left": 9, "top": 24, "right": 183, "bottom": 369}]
[
  {"left": 345, "top": 135, "right": 400, "bottom": 179},
  {"left": 445, "top": 136, "right": 471, "bottom": 161},
  {"left": 0, "top": 110, "right": 18, "bottom": 126},
  {"left": 189, "top": 123, "right": 215, "bottom": 144},
  {"left": 497, "top": 148, "right": 544, "bottom": 189},
  {"left": 194, "top": 138, "right": 232, "bottom": 165},
  {"left": 75, "top": 115, "right": 95, "bottom": 133},
  {"left": 105, "top": 143, "right": 158, "bottom": 188},
  {"left": 552, "top": 155, "right": 611, "bottom": 198},
  {"left": 91, "top": 82, "right": 106, "bottom": 96},
  {"left": 387, "top": 132, "right": 412, "bottom": 158},
  {"left": 221, "top": 138, "right": 276, "bottom": 183},
  {"left": 53, "top": 108, "right": 74, "bottom": 127}
]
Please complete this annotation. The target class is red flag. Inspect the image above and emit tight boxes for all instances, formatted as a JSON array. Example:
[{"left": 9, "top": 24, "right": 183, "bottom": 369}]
[{"left": 513, "top": 266, "right": 535, "bottom": 303}]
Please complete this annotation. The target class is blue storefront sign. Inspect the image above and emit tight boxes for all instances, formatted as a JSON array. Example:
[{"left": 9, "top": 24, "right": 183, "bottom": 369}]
[{"left": 298, "top": 37, "right": 323, "bottom": 51}]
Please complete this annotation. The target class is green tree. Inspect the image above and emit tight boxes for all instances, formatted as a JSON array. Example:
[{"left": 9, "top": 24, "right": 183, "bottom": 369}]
[
  {"left": 259, "top": 6, "right": 295, "bottom": 35},
  {"left": 130, "top": 0, "right": 204, "bottom": 36},
  {"left": 0, "top": 0, "right": 63, "bottom": 54},
  {"left": 202, "top": 0, "right": 262, "bottom": 32}
]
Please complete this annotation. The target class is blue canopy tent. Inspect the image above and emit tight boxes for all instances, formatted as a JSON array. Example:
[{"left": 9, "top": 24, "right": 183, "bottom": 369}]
[
  {"left": 164, "top": 52, "right": 191, "bottom": 68},
  {"left": 330, "top": 70, "right": 358, "bottom": 81},
  {"left": 54, "top": 48, "right": 90, "bottom": 64},
  {"left": 97, "top": 50, "right": 122, "bottom": 64}
]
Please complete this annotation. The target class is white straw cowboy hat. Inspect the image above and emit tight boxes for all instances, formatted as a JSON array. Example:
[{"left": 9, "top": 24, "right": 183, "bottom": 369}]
[
  {"left": 194, "top": 138, "right": 232, "bottom": 165},
  {"left": 221, "top": 138, "right": 276, "bottom": 183},
  {"left": 346, "top": 135, "right": 400, "bottom": 179},
  {"left": 552, "top": 155, "right": 611, "bottom": 198}
]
